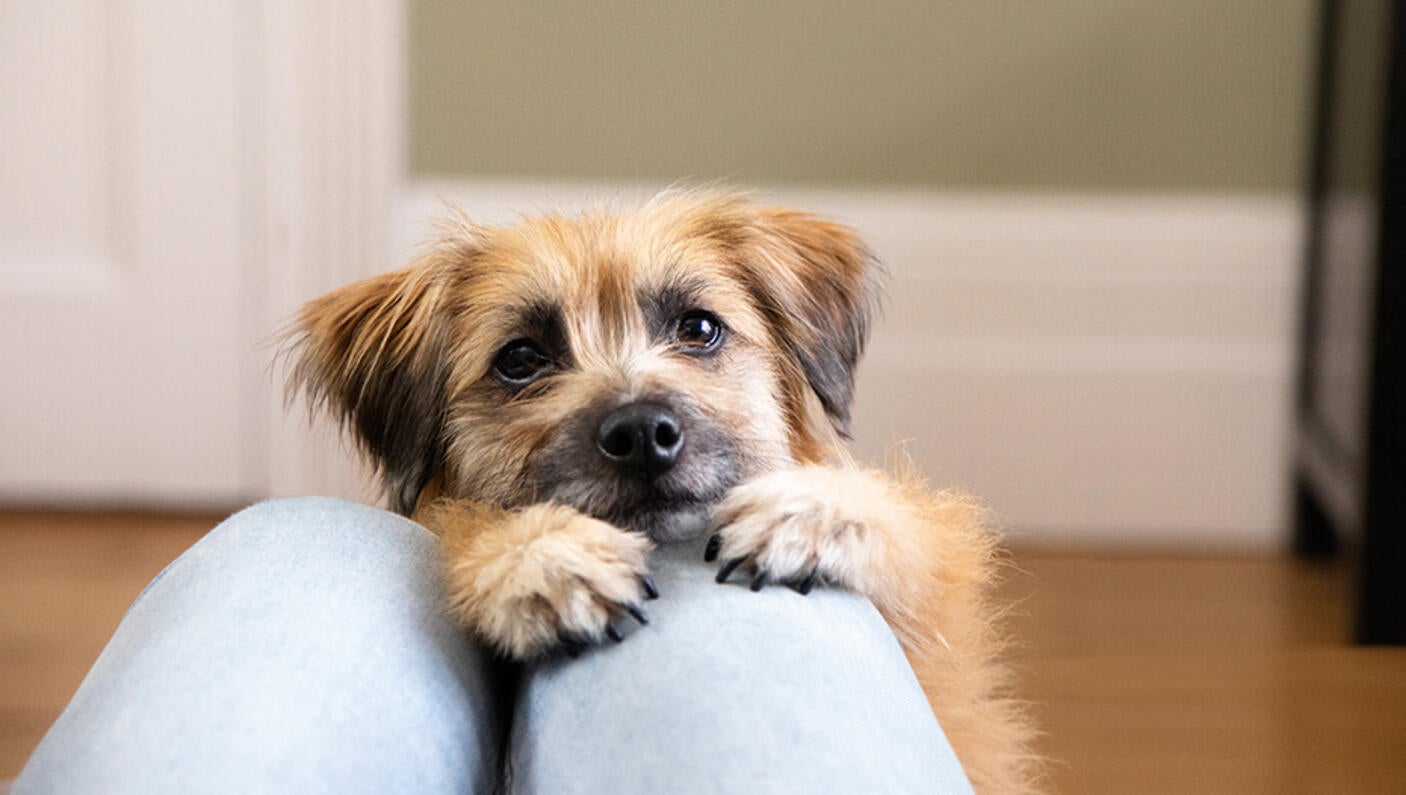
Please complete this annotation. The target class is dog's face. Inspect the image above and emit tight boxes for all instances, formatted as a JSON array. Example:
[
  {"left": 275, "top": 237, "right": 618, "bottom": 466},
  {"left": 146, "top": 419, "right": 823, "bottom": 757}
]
[{"left": 289, "top": 192, "right": 878, "bottom": 540}]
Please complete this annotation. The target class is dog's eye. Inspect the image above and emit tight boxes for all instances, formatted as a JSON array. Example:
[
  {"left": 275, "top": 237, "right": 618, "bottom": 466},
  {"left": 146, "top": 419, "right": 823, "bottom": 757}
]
[
  {"left": 674, "top": 310, "right": 724, "bottom": 351},
  {"left": 493, "top": 339, "right": 552, "bottom": 383}
]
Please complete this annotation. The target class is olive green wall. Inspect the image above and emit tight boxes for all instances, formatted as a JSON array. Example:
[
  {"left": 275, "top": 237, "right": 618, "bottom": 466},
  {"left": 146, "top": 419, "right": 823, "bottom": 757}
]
[{"left": 409, "top": 1, "right": 1316, "bottom": 192}]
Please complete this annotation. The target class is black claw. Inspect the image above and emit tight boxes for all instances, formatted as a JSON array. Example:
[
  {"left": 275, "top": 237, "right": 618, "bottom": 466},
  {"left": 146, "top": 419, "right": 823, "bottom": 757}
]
[
  {"left": 704, "top": 534, "right": 722, "bottom": 562},
  {"left": 623, "top": 603, "right": 650, "bottom": 626},
  {"left": 798, "top": 566, "right": 821, "bottom": 595},
  {"left": 557, "top": 632, "right": 588, "bottom": 657},
  {"left": 750, "top": 571, "right": 768, "bottom": 592},
  {"left": 639, "top": 574, "right": 660, "bottom": 600},
  {"left": 716, "top": 556, "right": 746, "bottom": 584},
  {"left": 606, "top": 623, "right": 624, "bottom": 643}
]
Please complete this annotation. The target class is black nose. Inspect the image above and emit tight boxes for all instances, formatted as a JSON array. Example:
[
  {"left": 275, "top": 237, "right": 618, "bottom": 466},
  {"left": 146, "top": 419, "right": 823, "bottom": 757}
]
[{"left": 596, "top": 402, "right": 684, "bottom": 477}]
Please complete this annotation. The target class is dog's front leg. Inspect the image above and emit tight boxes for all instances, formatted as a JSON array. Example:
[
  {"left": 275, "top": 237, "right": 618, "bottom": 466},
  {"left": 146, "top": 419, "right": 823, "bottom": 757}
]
[
  {"left": 705, "top": 465, "right": 955, "bottom": 612},
  {"left": 425, "top": 500, "right": 658, "bottom": 659}
]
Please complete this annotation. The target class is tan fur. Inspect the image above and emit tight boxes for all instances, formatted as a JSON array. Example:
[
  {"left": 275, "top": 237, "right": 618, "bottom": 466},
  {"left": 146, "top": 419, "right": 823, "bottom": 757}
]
[
  {"left": 286, "top": 190, "right": 1040, "bottom": 792},
  {"left": 429, "top": 500, "right": 654, "bottom": 658}
]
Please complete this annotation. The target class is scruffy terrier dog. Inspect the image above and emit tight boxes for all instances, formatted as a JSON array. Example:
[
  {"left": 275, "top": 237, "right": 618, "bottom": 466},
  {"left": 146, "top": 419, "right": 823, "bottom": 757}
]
[{"left": 288, "top": 192, "right": 1037, "bottom": 792}]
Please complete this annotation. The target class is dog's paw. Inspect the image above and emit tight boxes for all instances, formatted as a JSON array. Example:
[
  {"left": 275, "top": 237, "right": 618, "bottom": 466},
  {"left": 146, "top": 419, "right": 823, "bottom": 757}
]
[
  {"left": 706, "top": 466, "right": 895, "bottom": 595},
  {"left": 444, "top": 503, "right": 658, "bottom": 660}
]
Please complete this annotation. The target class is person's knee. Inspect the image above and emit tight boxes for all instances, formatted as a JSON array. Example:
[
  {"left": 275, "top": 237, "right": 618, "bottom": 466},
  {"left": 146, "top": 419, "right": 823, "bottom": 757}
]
[
  {"left": 621, "top": 555, "right": 901, "bottom": 669},
  {"left": 136, "top": 497, "right": 436, "bottom": 604},
  {"left": 224, "top": 495, "right": 398, "bottom": 532},
  {"left": 211, "top": 496, "right": 429, "bottom": 553},
  {"left": 701, "top": 583, "right": 892, "bottom": 651}
]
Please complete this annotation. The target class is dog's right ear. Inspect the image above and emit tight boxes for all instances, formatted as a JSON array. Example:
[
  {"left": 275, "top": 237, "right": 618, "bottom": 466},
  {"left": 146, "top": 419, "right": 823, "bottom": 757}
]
[{"left": 285, "top": 257, "right": 455, "bottom": 515}]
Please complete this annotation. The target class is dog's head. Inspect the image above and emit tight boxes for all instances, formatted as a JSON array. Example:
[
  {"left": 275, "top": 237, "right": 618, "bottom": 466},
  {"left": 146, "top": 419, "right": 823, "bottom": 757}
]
[{"left": 287, "top": 192, "right": 880, "bottom": 540}]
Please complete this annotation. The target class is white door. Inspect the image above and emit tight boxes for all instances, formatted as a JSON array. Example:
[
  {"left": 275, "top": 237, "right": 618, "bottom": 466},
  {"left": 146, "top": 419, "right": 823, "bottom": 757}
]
[
  {"left": 0, "top": 1, "right": 253, "bottom": 506},
  {"left": 0, "top": 1, "right": 401, "bottom": 508}
]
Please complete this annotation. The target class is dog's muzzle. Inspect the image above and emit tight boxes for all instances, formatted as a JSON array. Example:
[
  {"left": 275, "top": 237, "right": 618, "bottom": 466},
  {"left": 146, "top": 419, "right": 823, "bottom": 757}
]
[{"left": 532, "top": 393, "right": 735, "bottom": 542}]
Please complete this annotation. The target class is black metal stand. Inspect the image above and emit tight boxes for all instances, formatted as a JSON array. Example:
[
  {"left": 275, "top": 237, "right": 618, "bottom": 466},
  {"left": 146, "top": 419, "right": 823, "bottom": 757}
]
[{"left": 1296, "top": 0, "right": 1406, "bottom": 645}]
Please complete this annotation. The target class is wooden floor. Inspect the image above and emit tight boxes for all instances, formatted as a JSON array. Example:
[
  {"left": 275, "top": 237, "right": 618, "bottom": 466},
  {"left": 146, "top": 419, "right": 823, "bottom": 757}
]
[
  {"left": 2, "top": 511, "right": 1404, "bottom": 792},
  {"left": 999, "top": 551, "right": 1406, "bottom": 793}
]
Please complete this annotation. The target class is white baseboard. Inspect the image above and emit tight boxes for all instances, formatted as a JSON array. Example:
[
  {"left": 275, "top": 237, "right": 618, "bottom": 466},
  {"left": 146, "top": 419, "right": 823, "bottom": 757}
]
[{"left": 395, "top": 180, "right": 1303, "bottom": 551}]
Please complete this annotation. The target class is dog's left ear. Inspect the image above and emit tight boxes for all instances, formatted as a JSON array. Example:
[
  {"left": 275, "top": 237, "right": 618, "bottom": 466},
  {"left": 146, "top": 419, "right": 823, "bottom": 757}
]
[{"left": 742, "top": 207, "right": 882, "bottom": 438}]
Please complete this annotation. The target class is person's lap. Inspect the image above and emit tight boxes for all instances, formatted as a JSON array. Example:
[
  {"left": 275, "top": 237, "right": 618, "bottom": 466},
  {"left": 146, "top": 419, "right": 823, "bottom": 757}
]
[{"left": 14, "top": 497, "right": 970, "bottom": 794}]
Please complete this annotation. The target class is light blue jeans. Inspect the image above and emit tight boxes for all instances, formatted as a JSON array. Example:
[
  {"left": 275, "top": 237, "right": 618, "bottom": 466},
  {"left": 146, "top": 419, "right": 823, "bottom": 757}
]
[{"left": 15, "top": 497, "right": 971, "bottom": 794}]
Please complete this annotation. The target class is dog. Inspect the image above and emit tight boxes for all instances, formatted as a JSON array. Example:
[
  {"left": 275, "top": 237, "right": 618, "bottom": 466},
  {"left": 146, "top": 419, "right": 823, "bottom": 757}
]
[{"left": 287, "top": 191, "right": 1038, "bottom": 792}]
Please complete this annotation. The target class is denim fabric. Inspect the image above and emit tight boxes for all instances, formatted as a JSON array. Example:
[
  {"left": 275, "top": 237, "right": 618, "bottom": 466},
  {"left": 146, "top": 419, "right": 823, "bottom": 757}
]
[{"left": 15, "top": 497, "right": 970, "bottom": 794}]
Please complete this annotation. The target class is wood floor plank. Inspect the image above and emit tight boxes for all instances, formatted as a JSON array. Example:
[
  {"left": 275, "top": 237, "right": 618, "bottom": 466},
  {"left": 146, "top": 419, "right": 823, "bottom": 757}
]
[{"left": 1000, "top": 553, "right": 1406, "bottom": 793}]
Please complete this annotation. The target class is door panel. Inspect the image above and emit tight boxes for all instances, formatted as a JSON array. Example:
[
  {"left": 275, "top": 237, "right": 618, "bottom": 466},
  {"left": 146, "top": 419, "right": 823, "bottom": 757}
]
[{"left": 0, "top": 1, "right": 248, "bottom": 505}]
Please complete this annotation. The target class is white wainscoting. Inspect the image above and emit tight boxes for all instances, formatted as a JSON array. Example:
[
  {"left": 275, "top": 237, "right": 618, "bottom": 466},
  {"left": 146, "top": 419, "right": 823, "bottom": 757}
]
[{"left": 394, "top": 181, "right": 1303, "bottom": 550}]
